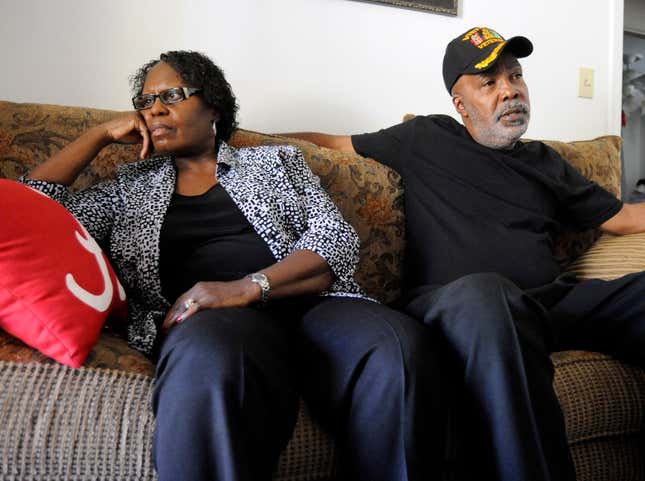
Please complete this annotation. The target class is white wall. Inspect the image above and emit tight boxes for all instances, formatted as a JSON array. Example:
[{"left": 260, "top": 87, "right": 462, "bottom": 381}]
[{"left": 1, "top": 0, "right": 623, "bottom": 141}]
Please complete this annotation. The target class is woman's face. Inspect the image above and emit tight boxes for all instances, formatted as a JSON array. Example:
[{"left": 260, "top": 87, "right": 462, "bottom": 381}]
[{"left": 140, "top": 61, "right": 218, "bottom": 157}]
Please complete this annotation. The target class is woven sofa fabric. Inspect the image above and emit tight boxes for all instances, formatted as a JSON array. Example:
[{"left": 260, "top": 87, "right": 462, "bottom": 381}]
[
  {"left": 0, "top": 359, "right": 336, "bottom": 481},
  {"left": 0, "top": 361, "right": 156, "bottom": 480},
  {"left": 552, "top": 351, "right": 645, "bottom": 444},
  {"left": 569, "top": 435, "right": 645, "bottom": 481},
  {"left": 274, "top": 400, "right": 337, "bottom": 481}
]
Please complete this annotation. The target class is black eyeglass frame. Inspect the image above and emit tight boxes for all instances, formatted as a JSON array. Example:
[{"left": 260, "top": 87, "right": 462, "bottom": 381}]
[{"left": 132, "top": 86, "right": 201, "bottom": 111}]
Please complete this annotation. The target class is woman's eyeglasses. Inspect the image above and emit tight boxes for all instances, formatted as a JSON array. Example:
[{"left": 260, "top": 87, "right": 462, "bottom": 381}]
[{"left": 132, "top": 87, "right": 201, "bottom": 111}]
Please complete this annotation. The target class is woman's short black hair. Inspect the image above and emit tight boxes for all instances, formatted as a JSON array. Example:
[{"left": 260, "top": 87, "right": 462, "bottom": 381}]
[{"left": 130, "top": 51, "right": 239, "bottom": 146}]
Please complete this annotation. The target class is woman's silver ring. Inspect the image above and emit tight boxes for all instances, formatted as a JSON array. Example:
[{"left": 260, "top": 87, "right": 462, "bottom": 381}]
[{"left": 184, "top": 298, "right": 199, "bottom": 310}]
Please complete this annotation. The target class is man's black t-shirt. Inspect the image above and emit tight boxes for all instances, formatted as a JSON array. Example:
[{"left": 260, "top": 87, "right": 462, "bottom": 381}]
[{"left": 351, "top": 115, "right": 622, "bottom": 291}]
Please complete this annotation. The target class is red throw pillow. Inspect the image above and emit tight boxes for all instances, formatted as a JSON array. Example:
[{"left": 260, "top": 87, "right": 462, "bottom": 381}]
[{"left": 0, "top": 179, "right": 127, "bottom": 367}]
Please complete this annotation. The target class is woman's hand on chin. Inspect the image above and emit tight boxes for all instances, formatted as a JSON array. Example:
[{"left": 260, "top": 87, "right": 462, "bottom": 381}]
[
  {"left": 100, "top": 112, "right": 152, "bottom": 159},
  {"left": 161, "top": 279, "right": 262, "bottom": 332}
]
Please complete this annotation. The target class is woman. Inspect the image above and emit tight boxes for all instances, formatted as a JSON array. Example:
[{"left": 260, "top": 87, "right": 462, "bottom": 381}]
[{"left": 23, "top": 51, "right": 445, "bottom": 481}]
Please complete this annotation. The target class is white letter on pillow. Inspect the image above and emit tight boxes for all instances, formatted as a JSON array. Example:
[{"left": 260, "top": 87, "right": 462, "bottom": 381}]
[{"left": 65, "top": 225, "right": 113, "bottom": 312}]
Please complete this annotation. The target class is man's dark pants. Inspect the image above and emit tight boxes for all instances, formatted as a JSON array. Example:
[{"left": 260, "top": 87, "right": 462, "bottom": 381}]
[{"left": 404, "top": 271, "right": 645, "bottom": 481}]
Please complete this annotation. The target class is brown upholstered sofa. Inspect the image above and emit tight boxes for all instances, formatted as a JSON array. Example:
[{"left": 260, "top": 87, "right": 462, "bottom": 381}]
[{"left": 0, "top": 101, "right": 643, "bottom": 481}]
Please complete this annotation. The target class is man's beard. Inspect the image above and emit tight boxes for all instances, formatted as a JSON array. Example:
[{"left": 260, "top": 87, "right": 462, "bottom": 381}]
[{"left": 468, "top": 101, "right": 530, "bottom": 150}]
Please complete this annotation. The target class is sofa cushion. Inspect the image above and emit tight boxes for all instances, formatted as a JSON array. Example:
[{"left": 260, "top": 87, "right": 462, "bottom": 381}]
[{"left": 0, "top": 179, "right": 127, "bottom": 367}]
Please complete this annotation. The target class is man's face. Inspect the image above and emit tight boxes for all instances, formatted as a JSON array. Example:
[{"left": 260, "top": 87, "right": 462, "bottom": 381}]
[{"left": 451, "top": 53, "right": 530, "bottom": 150}]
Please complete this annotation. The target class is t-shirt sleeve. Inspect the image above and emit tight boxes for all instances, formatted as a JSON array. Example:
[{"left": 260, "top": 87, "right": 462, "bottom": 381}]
[
  {"left": 351, "top": 120, "right": 411, "bottom": 172},
  {"left": 550, "top": 147, "right": 623, "bottom": 230}
]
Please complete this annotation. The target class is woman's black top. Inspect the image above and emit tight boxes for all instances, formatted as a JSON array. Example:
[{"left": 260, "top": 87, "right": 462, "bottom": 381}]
[{"left": 160, "top": 183, "right": 276, "bottom": 302}]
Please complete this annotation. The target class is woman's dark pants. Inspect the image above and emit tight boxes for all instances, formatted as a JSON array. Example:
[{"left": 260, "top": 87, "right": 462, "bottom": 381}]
[{"left": 152, "top": 298, "right": 446, "bottom": 481}]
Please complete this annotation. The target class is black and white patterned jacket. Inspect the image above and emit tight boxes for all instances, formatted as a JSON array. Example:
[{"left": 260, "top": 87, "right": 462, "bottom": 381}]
[{"left": 22, "top": 142, "right": 367, "bottom": 356}]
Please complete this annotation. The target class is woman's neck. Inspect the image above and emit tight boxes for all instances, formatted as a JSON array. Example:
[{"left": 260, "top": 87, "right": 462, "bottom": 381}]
[
  {"left": 174, "top": 149, "right": 218, "bottom": 170},
  {"left": 173, "top": 154, "right": 219, "bottom": 196}
]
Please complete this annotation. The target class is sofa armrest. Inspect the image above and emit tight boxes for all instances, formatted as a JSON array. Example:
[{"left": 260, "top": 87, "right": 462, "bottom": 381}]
[{"left": 566, "top": 232, "right": 645, "bottom": 280}]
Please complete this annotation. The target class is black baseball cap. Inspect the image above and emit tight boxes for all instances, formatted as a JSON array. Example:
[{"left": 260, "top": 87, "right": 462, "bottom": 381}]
[{"left": 443, "top": 27, "right": 533, "bottom": 93}]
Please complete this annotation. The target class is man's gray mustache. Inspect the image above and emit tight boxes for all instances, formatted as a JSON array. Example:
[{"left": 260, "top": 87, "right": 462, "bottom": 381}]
[{"left": 496, "top": 102, "right": 530, "bottom": 122}]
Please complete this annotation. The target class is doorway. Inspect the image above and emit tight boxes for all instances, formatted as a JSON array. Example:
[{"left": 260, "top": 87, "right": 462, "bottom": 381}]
[
  {"left": 622, "top": 0, "right": 645, "bottom": 201},
  {"left": 622, "top": 31, "right": 645, "bottom": 201}
]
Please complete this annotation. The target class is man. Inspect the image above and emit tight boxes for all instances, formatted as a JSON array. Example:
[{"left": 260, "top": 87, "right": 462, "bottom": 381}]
[{"left": 286, "top": 27, "right": 645, "bottom": 481}]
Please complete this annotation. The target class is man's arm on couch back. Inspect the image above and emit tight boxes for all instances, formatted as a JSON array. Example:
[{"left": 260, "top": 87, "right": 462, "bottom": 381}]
[{"left": 280, "top": 132, "right": 356, "bottom": 153}]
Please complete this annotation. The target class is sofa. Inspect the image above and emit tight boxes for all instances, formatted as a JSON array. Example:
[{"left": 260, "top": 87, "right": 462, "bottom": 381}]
[{"left": 0, "top": 100, "right": 643, "bottom": 481}]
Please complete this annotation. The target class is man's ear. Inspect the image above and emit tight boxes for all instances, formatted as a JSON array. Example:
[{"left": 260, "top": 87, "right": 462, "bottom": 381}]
[{"left": 452, "top": 94, "right": 468, "bottom": 118}]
